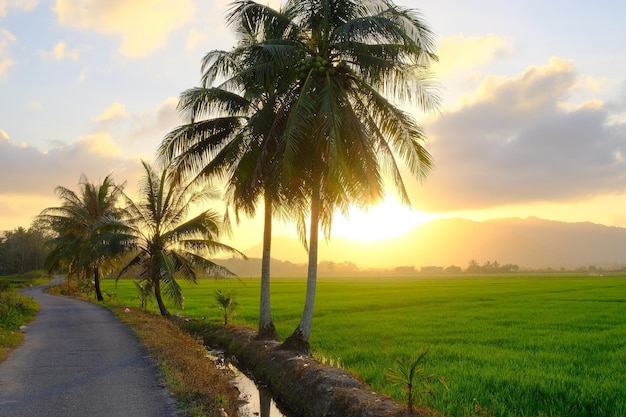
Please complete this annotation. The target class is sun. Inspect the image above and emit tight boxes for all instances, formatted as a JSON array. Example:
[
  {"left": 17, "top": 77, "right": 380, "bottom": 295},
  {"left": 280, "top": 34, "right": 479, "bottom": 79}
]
[{"left": 332, "top": 196, "right": 437, "bottom": 243}]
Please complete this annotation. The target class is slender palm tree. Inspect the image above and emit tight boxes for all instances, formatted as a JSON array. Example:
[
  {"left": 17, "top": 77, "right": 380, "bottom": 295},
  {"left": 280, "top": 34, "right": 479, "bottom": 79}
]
[
  {"left": 163, "top": 0, "right": 438, "bottom": 350},
  {"left": 117, "top": 161, "right": 243, "bottom": 317},
  {"left": 224, "top": 0, "right": 440, "bottom": 351},
  {"left": 39, "top": 174, "right": 125, "bottom": 301},
  {"left": 158, "top": 7, "right": 305, "bottom": 337}
]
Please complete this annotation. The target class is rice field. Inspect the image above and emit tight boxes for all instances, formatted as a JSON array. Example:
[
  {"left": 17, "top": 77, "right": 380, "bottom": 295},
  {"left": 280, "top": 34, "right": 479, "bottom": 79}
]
[{"left": 102, "top": 273, "right": 626, "bottom": 417}]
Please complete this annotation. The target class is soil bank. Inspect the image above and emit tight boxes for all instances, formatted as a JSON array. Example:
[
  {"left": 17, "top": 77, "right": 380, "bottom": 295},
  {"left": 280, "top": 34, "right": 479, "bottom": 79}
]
[{"left": 183, "top": 321, "right": 442, "bottom": 417}]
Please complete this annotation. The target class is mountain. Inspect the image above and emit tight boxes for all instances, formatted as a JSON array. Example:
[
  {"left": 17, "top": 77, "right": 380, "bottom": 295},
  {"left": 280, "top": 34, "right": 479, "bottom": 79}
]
[{"left": 220, "top": 217, "right": 626, "bottom": 274}]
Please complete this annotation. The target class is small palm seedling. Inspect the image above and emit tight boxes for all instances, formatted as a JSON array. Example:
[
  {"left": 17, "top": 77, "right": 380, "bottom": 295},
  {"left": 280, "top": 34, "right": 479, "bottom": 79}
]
[
  {"left": 214, "top": 289, "right": 238, "bottom": 325},
  {"left": 133, "top": 280, "right": 153, "bottom": 309},
  {"left": 385, "top": 349, "right": 448, "bottom": 414}
]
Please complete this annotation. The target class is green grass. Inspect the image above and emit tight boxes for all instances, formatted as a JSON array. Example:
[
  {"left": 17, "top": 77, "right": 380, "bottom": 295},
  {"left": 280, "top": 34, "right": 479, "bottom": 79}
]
[
  {"left": 0, "top": 274, "right": 41, "bottom": 362},
  {"left": 102, "top": 273, "right": 626, "bottom": 417}
]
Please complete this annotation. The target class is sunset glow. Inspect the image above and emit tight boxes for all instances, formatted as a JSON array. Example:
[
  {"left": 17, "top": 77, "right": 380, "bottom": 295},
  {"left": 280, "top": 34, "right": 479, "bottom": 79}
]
[
  {"left": 332, "top": 197, "right": 438, "bottom": 242},
  {"left": 1, "top": 1, "right": 626, "bottom": 261}
]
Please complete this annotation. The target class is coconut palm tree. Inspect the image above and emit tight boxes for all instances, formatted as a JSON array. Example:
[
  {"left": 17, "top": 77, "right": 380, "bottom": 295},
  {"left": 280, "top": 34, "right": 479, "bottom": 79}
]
[
  {"left": 39, "top": 174, "right": 125, "bottom": 301},
  {"left": 158, "top": 7, "right": 305, "bottom": 337},
  {"left": 224, "top": 0, "right": 440, "bottom": 351},
  {"left": 117, "top": 161, "right": 243, "bottom": 317},
  {"left": 163, "top": 0, "right": 438, "bottom": 349}
]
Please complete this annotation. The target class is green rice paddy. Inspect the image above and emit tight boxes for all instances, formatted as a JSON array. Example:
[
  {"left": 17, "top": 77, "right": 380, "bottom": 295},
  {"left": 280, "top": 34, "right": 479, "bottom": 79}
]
[{"left": 102, "top": 273, "right": 626, "bottom": 417}]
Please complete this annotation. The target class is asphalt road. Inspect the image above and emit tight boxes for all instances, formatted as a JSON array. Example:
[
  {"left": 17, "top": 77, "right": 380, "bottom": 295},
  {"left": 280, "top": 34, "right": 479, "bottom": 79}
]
[{"left": 0, "top": 282, "right": 179, "bottom": 417}]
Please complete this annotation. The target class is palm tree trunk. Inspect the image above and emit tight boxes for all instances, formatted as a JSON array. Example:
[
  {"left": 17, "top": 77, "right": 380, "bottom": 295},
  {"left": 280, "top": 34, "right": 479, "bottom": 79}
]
[
  {"left": 93, "top": 265, "right": 104, "bottom": 301},
  {"left": 154, "top": 278, "right": 171, "bottom": 317},
  {"left": 282, "top": 185, "right": 320, "bottom": 353},
  {"left": 258, "top": 195, "right": 278, "bottom": 339}
]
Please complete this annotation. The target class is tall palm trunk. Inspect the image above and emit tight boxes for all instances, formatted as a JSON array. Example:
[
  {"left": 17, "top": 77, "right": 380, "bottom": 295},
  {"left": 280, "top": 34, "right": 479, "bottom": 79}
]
[
  {"left": 154, "top": 278, "right": 171, "bottom": 317},
  {"left": 282, "top": 184, "right": 321, "bottom": 353},
  {"left": 258, "top": 195, "right": 278, "bottom": 339},
  {"left": 93, "top": 265, "right": 104, "bottom": 301}
]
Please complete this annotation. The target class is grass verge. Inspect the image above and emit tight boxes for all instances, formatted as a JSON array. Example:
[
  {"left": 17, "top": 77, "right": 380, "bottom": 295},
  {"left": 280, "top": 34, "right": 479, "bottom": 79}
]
[
  {"left": 0, "top": 274, "right": 41, "bottom": 363},
  {"left": 109, "top": 305, "right": 241, "bottom": 417}
]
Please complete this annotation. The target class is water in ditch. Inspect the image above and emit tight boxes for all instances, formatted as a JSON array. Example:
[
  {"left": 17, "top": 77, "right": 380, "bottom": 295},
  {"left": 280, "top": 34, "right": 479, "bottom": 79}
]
[{"left": 208, "top": 349, "right": 297, "bottom": 417}]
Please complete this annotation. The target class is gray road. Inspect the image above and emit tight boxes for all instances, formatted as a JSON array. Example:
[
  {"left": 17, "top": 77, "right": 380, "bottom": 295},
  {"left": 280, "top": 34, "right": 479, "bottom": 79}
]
[{"left": 0, "top": 282, "right": 179, "bottom": 417}]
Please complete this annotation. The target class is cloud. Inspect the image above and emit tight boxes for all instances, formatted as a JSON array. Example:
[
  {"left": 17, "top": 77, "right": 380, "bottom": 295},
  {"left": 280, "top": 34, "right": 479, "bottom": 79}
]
[
  {"left": 459, "top": 57, "right": 577, "bottom": 113},
  {"left": 38, "top": 41, "right": 79, "bottom": 61},
  {"left": 94, "top": 102, "right": 128, "bottom": 123},
  {"left": 86, "top": 97, "right": 180, "bottom": 159},
  {"left": 78, "top": 66, "right": 89, "bottom": 82},
  {"left": 0, "top": 28, "right": 16, "bottom": 78},
  {"left": 76, "top": 132, "right": 120, "bottom": 157},
  {"left": 0, "top": 133, "right": 134, "bottom": 194},
  {"left": 186, "top": 29, "right": 207, "bottom": 50},
  {"left": 0, "top": 132, "right": 145, "bottom": 228},
  {"left": 433, "top": 34, "right": 513, "bottom": 79},
  {"left": 53, "top": 0, "right": 194, "bottom": 58},
  {"left": 0, "top": 194, "right": 56, "bottom": 229},
  {"left": 0, "top": 97, "right": 181, "bottom": 229},
  {"left": 0, "top": 0, "right": 37, "bottom": 18},
  {"left": 413, "top": 57, "right": 626, "bottom": 212}
]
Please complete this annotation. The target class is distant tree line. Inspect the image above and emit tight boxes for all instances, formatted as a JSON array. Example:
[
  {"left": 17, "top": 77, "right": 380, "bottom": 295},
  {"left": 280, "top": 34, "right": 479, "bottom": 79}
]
[
  {"left": 465, "top": 259, "right": 520, "bottom": 274},
  {"left": 392, "top": 261, "right": 521, "bottom": 275},
  {"left": 0, "top": 224, "right": 49, "bottom": 275}
]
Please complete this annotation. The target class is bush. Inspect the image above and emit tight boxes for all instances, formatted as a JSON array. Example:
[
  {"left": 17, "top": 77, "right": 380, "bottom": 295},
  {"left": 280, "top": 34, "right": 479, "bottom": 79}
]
[
  {"left": 0, "top": 292, "right": 38, "bottom": 330},
  {"left": 0, "top": 287, "right": 39, "bottom": 363}
]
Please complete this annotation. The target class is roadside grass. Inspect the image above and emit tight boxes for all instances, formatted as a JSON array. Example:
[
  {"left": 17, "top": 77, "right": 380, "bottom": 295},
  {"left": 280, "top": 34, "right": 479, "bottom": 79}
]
[
  {"left": 104, "top": 304, "right": 241, "bottom": 417},
  {"left": 103, "top": 273, "right": 626, "bottom": 417},
  {"left": 0, "top": 272, "right": 42, "bottom": 362}
]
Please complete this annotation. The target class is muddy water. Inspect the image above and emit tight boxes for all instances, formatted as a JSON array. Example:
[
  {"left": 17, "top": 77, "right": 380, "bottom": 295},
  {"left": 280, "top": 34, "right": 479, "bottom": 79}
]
[
  {"left": 233, "top": 371, "right": 288, "bottom": 417},
  {"left": 207, "top": 350, "right": 297, "bottom": 417}
]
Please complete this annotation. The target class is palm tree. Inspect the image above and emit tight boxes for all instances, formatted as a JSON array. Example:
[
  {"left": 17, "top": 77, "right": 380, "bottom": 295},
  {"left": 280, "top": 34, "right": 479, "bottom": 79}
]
[
  {"left": 385, "top": 349, "right": 448, "bottom": 414},
  {"left": 158, "top": 8, "right": 305, "bottom": 337},
  {"left": 117, "top": 161, "right": 243, "bottom": 317},
  {"left": 39, "top": 174, "right": 125, "bottom": 301},
  {"left": 224, "top": 0, "right": 440, "bottom": 351},
  {"left": 163, "top": 0, "right": 438, "bottom": 350},
  {"left": 214, "top": 288, "right": 238, "bottom": 325}
]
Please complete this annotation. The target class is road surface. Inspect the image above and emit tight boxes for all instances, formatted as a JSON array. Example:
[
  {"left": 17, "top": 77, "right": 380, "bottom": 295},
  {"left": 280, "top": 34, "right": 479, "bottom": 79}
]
[{"left": 0, "top": 282, "right": 179, "bottom": 417}]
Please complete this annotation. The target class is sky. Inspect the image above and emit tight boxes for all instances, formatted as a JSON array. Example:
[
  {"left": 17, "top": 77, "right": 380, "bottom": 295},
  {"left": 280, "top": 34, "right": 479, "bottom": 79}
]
[{"left": 2, "top": 0, "right": 626, "bottom": 251}]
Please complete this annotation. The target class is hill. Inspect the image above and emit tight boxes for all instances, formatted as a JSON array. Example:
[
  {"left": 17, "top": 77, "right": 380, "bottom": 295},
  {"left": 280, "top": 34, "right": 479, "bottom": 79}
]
[{"left": 217, "top": 217, "right": 626, "bottom": 275}]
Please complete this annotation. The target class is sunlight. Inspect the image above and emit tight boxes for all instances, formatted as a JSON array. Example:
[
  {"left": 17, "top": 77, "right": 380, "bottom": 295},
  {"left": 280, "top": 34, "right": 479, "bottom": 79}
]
[{"left": 332, "top": 196, "right": 438, "bottom": 242}]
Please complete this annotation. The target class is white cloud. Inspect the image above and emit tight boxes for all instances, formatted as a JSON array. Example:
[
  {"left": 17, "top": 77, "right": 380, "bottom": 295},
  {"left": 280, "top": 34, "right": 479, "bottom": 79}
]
[
  {"left": 38, "top": 41, "right": 79, "bottom": 61},
  {"left": 94, "top": 102, "right": 128, "bottom": 122},
  {"left": 76, "top": 132, "right": 120, "bottom": 157},
  {"left": 458, "top": 57, "right": 577, "bottom": 113},
  {"left": 78, "top": 66, "right": 89, "bottom": 82},
  {"left": 186, "top": 29, "right": 207, "bottom": 50},
  {"left": 85, "top": 97, "right": 181, "bottom": 160},
  {"left": 433, "top": 34, "right": 513, "bottom": 79},
  {"left": 0, "top": 97, "right": 182, "bottom": 229},
  {"left": 0, "top": 0, "right": 37, "bottom": 18},
  {"left": 0, "top": 28, "right": 16, "bottom": 78},
  {"left": 122, "top": 97, "right": 181, "bottom": 158},
  {"left": 412, "top": 57, "right": 626, "bottom": 213},
  {"left": 0, "top": 135, "right": 145, "bottom": 229},
  {"left": 0, "top": 133, "right": 138, "bottom": 196},
  {"left": 53, "top": 0, "right": 194, "bottom": 58}
]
